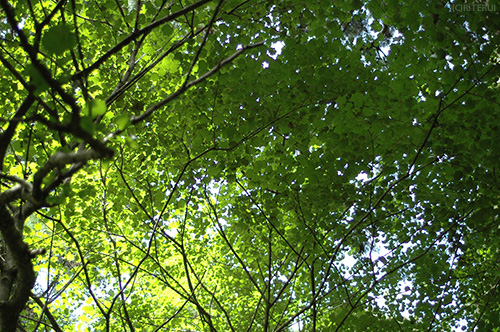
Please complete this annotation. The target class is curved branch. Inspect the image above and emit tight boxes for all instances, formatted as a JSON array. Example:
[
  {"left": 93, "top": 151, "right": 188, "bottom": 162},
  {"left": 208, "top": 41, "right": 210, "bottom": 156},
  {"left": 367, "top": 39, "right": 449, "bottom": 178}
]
[
  {"left": 32, "top": 150, "right": 100, "bottom": 199},
  {"left": 130, "top": 41, "right": 265, "bottom": 126},
  {"left": 0, "top": 94, "right": 35, "bottom": 172},
  {"left": 71, "top": 0, "right": 214, "bottom": 81}
]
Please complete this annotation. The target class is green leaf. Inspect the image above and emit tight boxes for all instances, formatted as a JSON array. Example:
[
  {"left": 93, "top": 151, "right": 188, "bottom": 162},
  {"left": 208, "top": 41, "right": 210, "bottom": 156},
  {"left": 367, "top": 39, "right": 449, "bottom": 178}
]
[
  {"left": 82, "top": 99, "right": 107, "bottom": 117},
  {"left": 125, "top": 135, "right": 138, "bottom": 149},
  {"left": 42, "top": 24, "right": 76, "bottom": 56},
  {"left": 115, "top": 114, "right": 131, "bottom": 130},
  {"left": 91, "top": 99, "right": 107, "bottom": 116}
]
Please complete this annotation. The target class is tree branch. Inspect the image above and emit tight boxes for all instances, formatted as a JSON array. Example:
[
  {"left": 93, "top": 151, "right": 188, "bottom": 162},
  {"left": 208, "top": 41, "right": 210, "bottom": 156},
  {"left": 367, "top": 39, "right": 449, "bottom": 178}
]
[
  {"left": 32, "top": 150, "right": 100, "bottom": 200},
  {"left": 130, "top": 41, "right": 265, "bottom": 126},
  {"left": 71, "top": 0, "right": 214, "bottom": 81}
]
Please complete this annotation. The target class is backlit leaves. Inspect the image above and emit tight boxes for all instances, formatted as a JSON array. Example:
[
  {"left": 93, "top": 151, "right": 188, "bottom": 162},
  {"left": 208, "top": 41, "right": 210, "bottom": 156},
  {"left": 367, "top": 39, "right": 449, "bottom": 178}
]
[{"left": 0, "top": 0, "right": 498, "bottom": 331}]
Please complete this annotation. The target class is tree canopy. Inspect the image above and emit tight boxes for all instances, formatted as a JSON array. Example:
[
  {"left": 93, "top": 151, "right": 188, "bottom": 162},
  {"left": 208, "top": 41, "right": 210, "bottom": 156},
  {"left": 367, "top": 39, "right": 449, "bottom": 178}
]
[{"left": 0, "top": 0, "right": 498, "bottom": 331}]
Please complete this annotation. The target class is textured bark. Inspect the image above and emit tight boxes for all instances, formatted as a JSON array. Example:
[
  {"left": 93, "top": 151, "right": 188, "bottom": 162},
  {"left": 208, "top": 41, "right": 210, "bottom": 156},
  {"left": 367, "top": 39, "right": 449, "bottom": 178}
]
[{"left": 0, "top": 205, "right": 36, "bottom": 331}]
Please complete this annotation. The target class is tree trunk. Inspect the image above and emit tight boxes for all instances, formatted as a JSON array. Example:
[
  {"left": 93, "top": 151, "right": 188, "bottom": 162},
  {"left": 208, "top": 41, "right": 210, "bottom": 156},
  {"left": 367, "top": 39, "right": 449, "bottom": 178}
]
[{"left": 0, "top": 204, "right": 36, "bottom": 331}]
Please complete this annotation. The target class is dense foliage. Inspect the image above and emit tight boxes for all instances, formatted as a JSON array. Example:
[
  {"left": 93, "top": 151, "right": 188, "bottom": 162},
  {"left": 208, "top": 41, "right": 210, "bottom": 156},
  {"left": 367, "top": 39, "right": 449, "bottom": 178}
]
[{"left": 0, "top": 0, "right": 498, "bottom": 331}]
